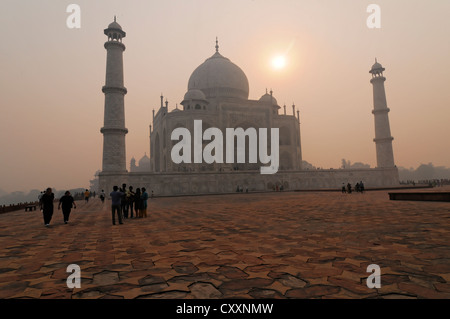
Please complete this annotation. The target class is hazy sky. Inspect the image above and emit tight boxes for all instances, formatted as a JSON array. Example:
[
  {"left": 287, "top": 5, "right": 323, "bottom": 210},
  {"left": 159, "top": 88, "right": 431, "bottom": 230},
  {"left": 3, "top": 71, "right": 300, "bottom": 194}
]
[{"left": 1, "top": 0, "right": 449, "bottom": 193}]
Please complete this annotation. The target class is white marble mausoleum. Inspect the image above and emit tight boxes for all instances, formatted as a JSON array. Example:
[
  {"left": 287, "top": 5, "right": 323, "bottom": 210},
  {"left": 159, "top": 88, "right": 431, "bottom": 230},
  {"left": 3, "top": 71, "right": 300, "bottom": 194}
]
[{"left": 98, "top": 19, "right": 399, "bottom": 195}]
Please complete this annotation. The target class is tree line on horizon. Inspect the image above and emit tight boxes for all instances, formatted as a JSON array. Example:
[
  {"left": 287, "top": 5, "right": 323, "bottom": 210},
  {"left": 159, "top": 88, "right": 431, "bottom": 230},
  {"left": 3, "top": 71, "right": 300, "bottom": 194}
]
[
  {"left": 0, "top": 188, "right": 87, "bottom": 207},
  {"left": 304, "top": 160, "right": 450, "bottom": 182}
]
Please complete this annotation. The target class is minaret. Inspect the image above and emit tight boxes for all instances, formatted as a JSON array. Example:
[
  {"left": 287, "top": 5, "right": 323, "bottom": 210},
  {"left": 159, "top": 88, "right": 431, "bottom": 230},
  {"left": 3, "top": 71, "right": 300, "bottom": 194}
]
[
  {"left": 100, "top": 18, "right": 128, "bottom": 173},
  {"left": 370, "top": 59, "right": 395, "bottom": 168}
]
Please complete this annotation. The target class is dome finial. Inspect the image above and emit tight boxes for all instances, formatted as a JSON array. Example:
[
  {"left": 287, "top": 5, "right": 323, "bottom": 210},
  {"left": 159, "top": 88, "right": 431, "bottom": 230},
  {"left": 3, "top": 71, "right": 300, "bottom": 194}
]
[
  {"left": 215, "top": 37, "right": 219, "bottom": 53},
  {"left": 114, "top": 15, "right": 116, "bottom": 22}
]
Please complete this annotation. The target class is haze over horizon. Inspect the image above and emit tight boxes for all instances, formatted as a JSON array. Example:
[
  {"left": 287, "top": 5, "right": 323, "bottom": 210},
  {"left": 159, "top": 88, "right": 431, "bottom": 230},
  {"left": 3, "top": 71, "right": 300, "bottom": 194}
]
[{"left": 1, "top": 0, "right": 449, "bottom": 194}]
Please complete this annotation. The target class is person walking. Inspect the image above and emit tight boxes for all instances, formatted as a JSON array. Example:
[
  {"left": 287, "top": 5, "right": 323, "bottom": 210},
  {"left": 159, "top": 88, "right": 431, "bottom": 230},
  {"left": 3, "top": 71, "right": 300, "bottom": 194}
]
[
  {"left": 39, "top": 188, "right": 55, "bottom": 227},
  {"left": 141, "top": 187, "right": 149, "bottom": 218},
  {"left": 38, "top": 191, "right": 44, "bottom": 202},
  {"left": 84, "top": 189, "right": 90, "bottom": 203},
  {"left": 58, "top": 191, "right": 76, "bottom": 224},
  {"left": 110, "top": 186, "right": 124, "bottom": 225},
  {"left": 100, "top": 190, "right": 106, "bottom": 203}
]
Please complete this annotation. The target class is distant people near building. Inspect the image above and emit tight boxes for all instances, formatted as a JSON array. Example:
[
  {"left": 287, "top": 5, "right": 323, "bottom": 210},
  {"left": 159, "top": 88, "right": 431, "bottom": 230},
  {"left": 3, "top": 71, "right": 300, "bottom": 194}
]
[
  {"left": 341, "top": 183, "right": 347, "bottom": 193},
  {"left": 120, "top": 184, "right": 129, "bottom": 219},
  {"left": 134, "top": 188, "right": 142, "bottom": 218},
  {"left": 141, "top": 187, "right": 149, "bottom": 218},
  {"left": 127, "top": 186, "right": 135, "bottom": 218},
  {"left": 110, "top": 186, "right": 124, "bottom": 225},
  {"left": 100, "top": 190, "right": 106, "bottom": 203},
  {"left": 347, "top": 183, "right": 352, "bottom": 194},
  {"left": 360, "top": 181, "right": 365, "bottom": 193},
  {"left": 151, "top": 190, "right": 154, "bottom": 199},
  {"left": 355, "top": 183, "right": 360, "bottom": 193},
  {"left": 58, "top": 191, "right": 76, "bottom": 224},
  {"left": 84, "top": 189, "right": 90, "bottom": 203},
  {"left": 39, "top": 188, "right": 54, "bottom": 227}
]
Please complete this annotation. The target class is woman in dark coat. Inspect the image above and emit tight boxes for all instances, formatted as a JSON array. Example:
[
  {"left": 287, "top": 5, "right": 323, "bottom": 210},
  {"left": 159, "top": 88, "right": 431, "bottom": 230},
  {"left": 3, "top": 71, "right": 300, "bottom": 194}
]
[
  {"left": 134, "top": 188, "right": 142, "bottom": 218},
  {"left": 40, "top": 188, "right": 54, "bottom": 227}
]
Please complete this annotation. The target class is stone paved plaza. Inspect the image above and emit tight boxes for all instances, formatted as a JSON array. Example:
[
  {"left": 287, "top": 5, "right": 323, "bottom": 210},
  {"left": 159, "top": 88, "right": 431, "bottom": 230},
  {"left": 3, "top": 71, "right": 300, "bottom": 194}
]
[{"left": 0, "top": 187, "right": 449, "bottom": 299}]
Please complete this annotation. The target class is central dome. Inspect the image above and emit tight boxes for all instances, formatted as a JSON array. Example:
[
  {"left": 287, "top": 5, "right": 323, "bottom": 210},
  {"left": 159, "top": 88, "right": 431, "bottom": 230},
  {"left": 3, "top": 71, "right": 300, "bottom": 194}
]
[{"left": 188, "top": 48, "right": 249, "bottom": 100}]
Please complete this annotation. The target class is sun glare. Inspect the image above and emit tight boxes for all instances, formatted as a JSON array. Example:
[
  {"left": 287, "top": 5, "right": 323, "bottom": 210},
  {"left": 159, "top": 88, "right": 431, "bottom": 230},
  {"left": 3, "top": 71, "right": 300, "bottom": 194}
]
[{"left": 272, "top": 55, "right": 287, "bottom": 70}]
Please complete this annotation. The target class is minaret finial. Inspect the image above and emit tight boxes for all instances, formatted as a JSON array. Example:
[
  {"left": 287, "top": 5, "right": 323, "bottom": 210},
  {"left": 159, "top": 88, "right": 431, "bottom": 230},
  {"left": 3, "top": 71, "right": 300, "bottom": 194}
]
[
  {"left": 215, "top": 37, "right": 219, "bottom": 52},
  {"left": 114, "top": 15, "right": 116, "bottom": 22}
]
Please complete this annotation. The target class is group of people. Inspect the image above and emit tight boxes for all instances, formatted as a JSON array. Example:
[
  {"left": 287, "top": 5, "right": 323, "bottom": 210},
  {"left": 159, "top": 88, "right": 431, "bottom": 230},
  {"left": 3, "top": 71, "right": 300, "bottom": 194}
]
[
  {"left": 109, "top": 184, "right": 150, "bottom": 225},
  {"left": 342, "top": 181, "right": 365, "bottom": 194},
  {"left": 39, "top": 188, "right": 76, "bottom": 227},
  {"left": 38, "top": 184, "right": 152, "bottom": 227}
]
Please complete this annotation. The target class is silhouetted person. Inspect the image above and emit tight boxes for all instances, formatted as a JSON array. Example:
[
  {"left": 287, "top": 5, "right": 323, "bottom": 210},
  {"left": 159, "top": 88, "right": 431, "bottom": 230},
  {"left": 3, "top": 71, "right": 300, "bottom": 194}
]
[
  {"left": 100, "top": 190, "right": 105, "bottom": 203},
  {"left": 39, "top": 188, "right": 54, "bottom": 227},
  {"left": 84, "top": 189, "right": 90, "bottom": 203},
  {"left": 135, "top": 188, "right": 142, "bottom": 218},
  {"left": 347, "top": 183, "right": 352, "bottom": 194},
  {"left": 110, "top": 186, "right": 124, "bottom": 225},
  {"left": 341, "top": 183, "right": 347, "bottom": 193},
  {"left": 127, "top": 186, "right": 135, "bottom": 218},
  {"left": 58, "top": 191, "right": 76, "bottom": 224},
  {"left": 120, "top": 185, "right": 129, "bottom": 219},
  {"left": 141, "top": 187, "right": 149, "bottom": 218}
]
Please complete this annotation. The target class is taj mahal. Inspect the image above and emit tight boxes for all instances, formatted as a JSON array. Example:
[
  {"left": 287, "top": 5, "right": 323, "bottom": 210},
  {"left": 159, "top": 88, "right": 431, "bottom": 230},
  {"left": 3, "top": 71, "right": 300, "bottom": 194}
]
[{"left": 98, "top": 18, "right": 399, "bottom": 195}]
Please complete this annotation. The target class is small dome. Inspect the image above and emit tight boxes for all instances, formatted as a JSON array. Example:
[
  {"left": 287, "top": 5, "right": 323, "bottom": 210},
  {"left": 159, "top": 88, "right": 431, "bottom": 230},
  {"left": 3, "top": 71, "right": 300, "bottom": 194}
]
[
  {"left": 372, "top": 61, "right": 382, "bottom": 69},
  {"left": 259, "top": 93, "right": 278, "bottom": 106},
  {"left": 184, "top": 89, "right": 207, "bottom": 101},
  {"left": 108, "top": 16, "right": 122, "bottom": 30},
  {"left": 370, "top": 59, "right": 385, "bottom": 74},
  {"left": 139, "top": 154, "right": 150, "bottom": 166}
]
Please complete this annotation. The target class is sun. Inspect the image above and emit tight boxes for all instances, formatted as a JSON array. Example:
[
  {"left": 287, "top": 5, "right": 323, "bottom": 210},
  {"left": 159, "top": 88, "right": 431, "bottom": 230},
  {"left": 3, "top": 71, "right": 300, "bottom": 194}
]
[{"left": 271, "top": 55, "right": 287, "bottom": 70}]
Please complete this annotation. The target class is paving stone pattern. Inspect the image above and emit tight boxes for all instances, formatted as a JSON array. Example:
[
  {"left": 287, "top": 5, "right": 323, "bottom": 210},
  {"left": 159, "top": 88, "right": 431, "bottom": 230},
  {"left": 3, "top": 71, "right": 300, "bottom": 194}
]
[{"left": 0, "top": 188, "right": 449, "bottom": 299}]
